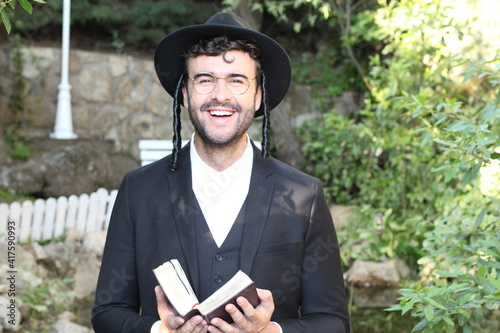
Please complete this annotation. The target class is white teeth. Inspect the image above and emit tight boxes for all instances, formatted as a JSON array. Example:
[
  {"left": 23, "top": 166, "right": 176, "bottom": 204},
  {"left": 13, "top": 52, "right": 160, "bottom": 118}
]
[{"left": 210, "top": 110, "right": 233, "bottom": 116}]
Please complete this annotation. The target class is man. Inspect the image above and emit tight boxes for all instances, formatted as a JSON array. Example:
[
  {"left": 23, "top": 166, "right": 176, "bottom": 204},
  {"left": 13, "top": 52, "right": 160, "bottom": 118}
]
[{"left": 92, "top": 12, "right": 350, "bottom": 333}]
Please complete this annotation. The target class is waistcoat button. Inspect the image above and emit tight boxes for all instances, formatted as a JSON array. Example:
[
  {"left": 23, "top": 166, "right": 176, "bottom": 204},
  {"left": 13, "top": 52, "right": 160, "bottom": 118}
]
[
  {"left": 214, "top": 276, "right": 222, "bottom": 284},
  {"left": 215, "top": 253, "right": 224, "bottom": 261}
]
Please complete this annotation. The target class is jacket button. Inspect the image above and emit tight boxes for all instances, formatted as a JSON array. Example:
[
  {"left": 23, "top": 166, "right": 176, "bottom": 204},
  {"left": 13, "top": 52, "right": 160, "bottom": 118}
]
[
  {"left": 215, "top": 253, "right": 224, "bottom": 261},
  {"left": 214, "top": 276, "right": 222, "bottom": 284}
]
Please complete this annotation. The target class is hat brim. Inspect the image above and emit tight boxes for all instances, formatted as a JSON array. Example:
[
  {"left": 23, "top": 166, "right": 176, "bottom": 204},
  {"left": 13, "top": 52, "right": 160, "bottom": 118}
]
[{"left": 154, "top": 22, "right": 291, "bottom": 117}]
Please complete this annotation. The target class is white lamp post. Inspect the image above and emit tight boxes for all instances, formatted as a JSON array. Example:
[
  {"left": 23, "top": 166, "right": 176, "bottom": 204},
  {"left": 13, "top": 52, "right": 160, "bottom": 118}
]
[{"left": 50, "top": 0, "right": 77, "bottom": 139}]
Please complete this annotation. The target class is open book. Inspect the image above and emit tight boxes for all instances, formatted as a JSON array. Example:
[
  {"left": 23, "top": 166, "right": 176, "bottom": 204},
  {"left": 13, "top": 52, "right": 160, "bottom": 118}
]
[{"left": 153, "top": 259, "right": 260, "bottom": 323}]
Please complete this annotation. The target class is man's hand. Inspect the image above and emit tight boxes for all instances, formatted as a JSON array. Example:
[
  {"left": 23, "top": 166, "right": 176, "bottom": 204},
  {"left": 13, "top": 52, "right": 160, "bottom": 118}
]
[
  {"left": 206, "top": 288, "right": 279, "bottom": 333},
  {"left": 155, "top": 286, "right": 208, "bottom": 333}
]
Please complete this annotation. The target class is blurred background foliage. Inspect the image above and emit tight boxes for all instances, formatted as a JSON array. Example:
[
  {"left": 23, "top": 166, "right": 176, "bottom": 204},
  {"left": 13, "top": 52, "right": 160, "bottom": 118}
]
[
  {"left": 2, "top": 0, "right": 222, "bottom": 52},
  {"left": 1, "top": 0, "right": 499, "bottom": 332}
]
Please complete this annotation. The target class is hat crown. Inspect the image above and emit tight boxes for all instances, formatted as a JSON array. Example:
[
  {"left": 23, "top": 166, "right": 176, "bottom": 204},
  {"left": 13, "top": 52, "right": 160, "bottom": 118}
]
[{"left": 205, "top": 12, "right": 254, "bottom": 30}]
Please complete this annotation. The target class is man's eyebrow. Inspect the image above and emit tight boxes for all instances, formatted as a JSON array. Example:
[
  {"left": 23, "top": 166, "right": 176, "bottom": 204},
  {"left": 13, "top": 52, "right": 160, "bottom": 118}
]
[
  {"left": 192, "top": 72, "right": 250, "bottom": 78},
  {"left": 192, "top": 72, "right": 214, "bottom": 77},
  {"left": 228, "top": 73, "right": 249, "bottom": 78}
]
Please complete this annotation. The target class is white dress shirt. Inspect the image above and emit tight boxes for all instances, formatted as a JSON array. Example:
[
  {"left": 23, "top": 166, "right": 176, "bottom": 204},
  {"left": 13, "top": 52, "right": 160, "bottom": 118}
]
[{"left": 191, "top": 134, "right": 253, "bottom": 247}]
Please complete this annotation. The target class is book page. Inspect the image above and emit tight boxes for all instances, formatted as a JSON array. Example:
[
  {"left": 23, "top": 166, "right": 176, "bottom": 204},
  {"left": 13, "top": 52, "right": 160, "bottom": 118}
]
[
  {"left": 153, "top": 259, "right": 199, "bottom": 316},
  {"left": 197, "top": 270, "right": 253, "bottom": 314}
]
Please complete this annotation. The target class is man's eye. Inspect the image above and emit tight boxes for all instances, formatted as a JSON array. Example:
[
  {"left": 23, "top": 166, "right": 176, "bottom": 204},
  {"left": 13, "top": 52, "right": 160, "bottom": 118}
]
[
  {"left": 228, "top": 77, "right": 246, "bottom": 85},
  {"left": 196, "top": 77, "right": 215, "bottom": 84}
]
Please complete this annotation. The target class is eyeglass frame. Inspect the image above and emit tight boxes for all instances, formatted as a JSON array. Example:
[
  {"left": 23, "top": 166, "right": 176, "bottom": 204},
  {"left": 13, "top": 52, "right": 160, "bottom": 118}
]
[{"left": 187, "top": 72, "right": 257, "bottom": 95}]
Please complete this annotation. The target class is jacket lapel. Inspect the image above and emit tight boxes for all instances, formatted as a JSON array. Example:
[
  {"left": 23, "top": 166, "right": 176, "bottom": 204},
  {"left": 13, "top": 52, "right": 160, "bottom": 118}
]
[
  {"left": 239, "top": 144, "right": 274, "bottom": 274},
  {"left": 166, "top": 143, "right": 201, "bottom": 293}
]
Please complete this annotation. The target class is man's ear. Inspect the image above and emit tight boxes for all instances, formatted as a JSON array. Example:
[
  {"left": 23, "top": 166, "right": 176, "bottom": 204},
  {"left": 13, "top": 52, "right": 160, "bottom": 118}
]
[
  {"left": 255, "top": 86, "right": 262, "bottom": 113},
  {"left": 181, "top": 85, "right": 188, "bottom": 108}
]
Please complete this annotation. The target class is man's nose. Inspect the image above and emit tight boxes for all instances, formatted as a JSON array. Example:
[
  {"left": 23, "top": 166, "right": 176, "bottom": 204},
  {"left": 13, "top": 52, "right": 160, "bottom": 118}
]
[{"left": 211, "top": 78, "right": 231, "bottom": 103}]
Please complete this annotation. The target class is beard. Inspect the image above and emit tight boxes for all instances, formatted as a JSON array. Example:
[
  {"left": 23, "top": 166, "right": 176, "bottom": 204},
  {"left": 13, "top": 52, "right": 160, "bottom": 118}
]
[{"left": 187, "top": 99, "right": 256, "bottom": 149}]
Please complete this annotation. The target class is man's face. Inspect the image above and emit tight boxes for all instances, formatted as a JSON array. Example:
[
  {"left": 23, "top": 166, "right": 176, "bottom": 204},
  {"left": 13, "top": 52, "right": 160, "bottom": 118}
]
[{"left": 182, "top": 50, "right": 262, "bottom": 148}]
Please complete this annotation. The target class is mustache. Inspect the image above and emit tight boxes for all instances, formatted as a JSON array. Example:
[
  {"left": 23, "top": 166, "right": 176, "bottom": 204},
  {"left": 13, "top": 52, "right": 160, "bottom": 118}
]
[{"left": 200, "top": 101, "right": 242, "bottom": 113}]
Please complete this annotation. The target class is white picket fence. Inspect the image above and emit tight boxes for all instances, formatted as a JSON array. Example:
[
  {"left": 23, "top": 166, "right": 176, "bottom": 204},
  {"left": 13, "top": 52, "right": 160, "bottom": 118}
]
[
  {"left": 0, "top": 139, "right": 171, "bottom": 244},
  {"left": 0, "top": 188, "right": 117, "bottom": 243}
]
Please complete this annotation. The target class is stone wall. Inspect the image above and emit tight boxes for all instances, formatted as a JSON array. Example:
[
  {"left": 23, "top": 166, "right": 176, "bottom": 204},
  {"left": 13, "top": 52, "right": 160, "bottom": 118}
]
[{"left": 0, "top": 46, "right": 194, "bottom": 159}]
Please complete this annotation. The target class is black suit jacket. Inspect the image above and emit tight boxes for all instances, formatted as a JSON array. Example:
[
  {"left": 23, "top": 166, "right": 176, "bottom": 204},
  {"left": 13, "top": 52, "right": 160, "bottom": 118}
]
[{"left": 92, "top": 142, "right": 350, "bottom": 332}]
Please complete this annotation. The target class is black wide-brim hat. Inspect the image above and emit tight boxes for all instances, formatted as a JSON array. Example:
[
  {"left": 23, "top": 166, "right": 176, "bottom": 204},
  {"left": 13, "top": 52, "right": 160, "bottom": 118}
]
[{"left": 154, "top": 12, "right": 291, "bottom": 117}]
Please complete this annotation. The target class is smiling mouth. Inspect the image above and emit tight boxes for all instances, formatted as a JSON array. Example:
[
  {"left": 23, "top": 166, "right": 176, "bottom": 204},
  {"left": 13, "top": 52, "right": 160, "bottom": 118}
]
[{"left": 209, "top": 110, "right": 234, "bottom": 117}]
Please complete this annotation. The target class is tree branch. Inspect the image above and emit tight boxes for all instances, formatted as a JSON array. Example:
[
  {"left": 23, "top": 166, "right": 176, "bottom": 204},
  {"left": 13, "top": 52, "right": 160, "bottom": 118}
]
[{"left": 330, "top": 0, "right": 373, "bottom": 93}]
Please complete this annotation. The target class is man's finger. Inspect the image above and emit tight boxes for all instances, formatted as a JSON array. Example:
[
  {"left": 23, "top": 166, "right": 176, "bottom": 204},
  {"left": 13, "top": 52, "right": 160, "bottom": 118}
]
[{"left": 155, "top": 285, "right": 185, "bottom": 329}]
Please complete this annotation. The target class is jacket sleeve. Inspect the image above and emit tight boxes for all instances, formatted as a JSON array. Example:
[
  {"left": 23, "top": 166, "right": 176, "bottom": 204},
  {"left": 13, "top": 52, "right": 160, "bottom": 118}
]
[
  {"left": 91, "top": 174, "right": 158, "bottom": 333},
  {"left": 276, "top": 181, "right": 350, "bottom": 333}
]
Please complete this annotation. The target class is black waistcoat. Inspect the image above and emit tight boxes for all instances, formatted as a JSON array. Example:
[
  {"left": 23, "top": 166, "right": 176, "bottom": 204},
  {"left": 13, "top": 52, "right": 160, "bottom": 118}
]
[{"left": 194, "top": 198, "right": 246, "bottom": 302}]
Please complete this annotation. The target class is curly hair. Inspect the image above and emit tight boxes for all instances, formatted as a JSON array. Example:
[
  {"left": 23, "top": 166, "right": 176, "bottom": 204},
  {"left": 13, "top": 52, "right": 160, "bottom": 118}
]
[{"left": 182, "top": 36, "right": 262, "bottom": 83}]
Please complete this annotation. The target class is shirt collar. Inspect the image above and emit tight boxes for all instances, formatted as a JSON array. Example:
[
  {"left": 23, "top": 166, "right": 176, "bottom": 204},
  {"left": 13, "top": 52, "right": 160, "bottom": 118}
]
[{"left": 190, "top": 133, "right": 254, "bottom": 174}]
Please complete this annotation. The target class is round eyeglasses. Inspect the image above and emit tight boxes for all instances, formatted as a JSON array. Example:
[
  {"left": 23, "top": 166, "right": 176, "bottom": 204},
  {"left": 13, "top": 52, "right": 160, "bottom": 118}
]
[{"left": 189, "top": 72, "right": 256, "bottom": 95}]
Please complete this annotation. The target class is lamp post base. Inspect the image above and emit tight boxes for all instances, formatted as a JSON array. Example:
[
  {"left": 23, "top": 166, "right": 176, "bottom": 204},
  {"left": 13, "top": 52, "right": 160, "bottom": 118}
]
[{"left": 51, "top": 83, "right": 77, "bottom": 140}]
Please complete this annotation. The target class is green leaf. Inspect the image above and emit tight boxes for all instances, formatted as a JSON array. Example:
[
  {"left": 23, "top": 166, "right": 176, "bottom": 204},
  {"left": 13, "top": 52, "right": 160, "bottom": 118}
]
[
  {"left": 472, "top": 308, "right": 483, "bottom": 321},
  {"left": 413, "top": 318, "right": 429, "bottom": 332},
  {"left": 420, "top": 133, "right": 433, "bottom": 148},
  {"left": 491, "top": 152, "right": 500, "bottom": 160},
  {"left": 436, "top": 270, "right": 458, "bottom": 278},
  {"left": 487, "top": 273, "right": 500, "bottom": 289},
  {"left": 462, "top": 162, "right": 482, "bottom": 186},
  {"left": 473, "top": 208, "right": 486, "bottom": 230},
  {"left": 481, "top": 104, "right": 498, "bottom": 122},
  {"left": 424, "top": 306, "right": 434, "bottom": 321},
  {"left": 462, "top": 67, "right": 475, "bottom": 84},
  {"left": 0, "top": 10, "right": 11, "bottom": 34},
  {"left": 385, "top": 304, "right": 402, "bottom": 312},
  {"left": 445, "top": 120, "right": 473, "bottom": 133},
  {"left": 443, "top": 316, "right": 455, "bottom": 328},
  {"left": 433, "top": 138, "right": 459, "bottom": 149},
  {"left": 421, "top": 118, "right": 432, "bottom": 128},
  {"left": 18, "top": 0, "right": 33, "bottom": 14},
  {"left": 476, "top": 266, "right": 487, "bottom": 278},
  {"left": 458, "top": 309, "right": 471, "bottom": 319},
  {"left": 445, "top": 166, "right": 458, "bottom": 182},
  {"left": 424, "top": 297, "right": 447, "bottom": 310},
  {"left": 433, "top": 165, "right": 450, "bottom": 172},
  {"left": 402, "top": 297, "right": 418, "bottom": 314}
]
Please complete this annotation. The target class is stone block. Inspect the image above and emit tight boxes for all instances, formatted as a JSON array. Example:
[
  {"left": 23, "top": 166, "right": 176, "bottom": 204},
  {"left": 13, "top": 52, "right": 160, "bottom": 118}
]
[
  {"left": 108, "top": 54, "right": 128, "bottom": 77},
  {"left": 146, "top": 84, "right": 172, "bottom": 116},
  {"left": 344, "top": 258, "right": 410, "bottom": 288},
  {"left": 52, "top": 318, "right": 92, "bottom": 333},
  {"left": 79, "top": 63, "right": 112, "bottom": 103},
  {"left": 82, "top": 230, "right": 107, "bottom": 257},
  {"left": 115, "top": 75, "right": 147, "bottom": 109},
  {"left": 73, "top": 255, "right": 101, "bottom": 299}
]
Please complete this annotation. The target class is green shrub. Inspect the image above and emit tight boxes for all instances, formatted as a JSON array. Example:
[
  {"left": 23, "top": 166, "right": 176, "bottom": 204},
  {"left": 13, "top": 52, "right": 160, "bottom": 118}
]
[{"left": 385, "top": 55, "right": 499, "bottom": 333}]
